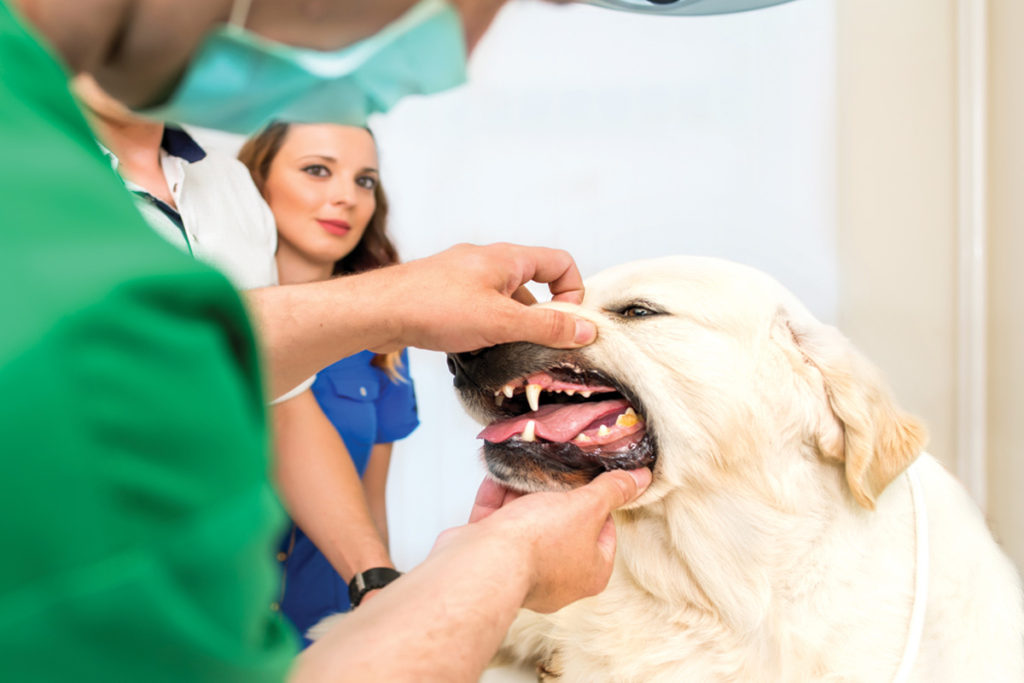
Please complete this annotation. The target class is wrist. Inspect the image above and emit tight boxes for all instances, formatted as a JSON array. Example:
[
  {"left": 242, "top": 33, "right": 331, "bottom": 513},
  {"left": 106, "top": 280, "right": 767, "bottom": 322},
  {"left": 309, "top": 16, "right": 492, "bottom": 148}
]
[
  {"left": 348, "top": 566, "right": 402, "bottom": 608},
  {"left": 454, "top": 520, "right": 534, "bottom": 608},
  {"left": 336, "top": 266, "right": 407, "bottom": 353}
]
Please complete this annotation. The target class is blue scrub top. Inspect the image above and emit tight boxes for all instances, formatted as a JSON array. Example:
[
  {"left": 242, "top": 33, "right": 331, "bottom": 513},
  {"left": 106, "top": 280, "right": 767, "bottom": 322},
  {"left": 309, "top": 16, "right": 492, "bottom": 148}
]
[
  {"left": 312, "top": 349, "right": 419, "bottom": 474},
  {"left": 277, "top": 349, "right": 419, "bottom": 646}
]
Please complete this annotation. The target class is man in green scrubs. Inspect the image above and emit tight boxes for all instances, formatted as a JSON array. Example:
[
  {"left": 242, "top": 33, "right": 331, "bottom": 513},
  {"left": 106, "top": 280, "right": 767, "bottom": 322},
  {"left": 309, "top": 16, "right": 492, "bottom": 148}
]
[
  {"left": 0, "top": 2, "right": 298, "bottom": 678},
  {"left": 0, "top": 1, "right": 652, "bottom": 680}
]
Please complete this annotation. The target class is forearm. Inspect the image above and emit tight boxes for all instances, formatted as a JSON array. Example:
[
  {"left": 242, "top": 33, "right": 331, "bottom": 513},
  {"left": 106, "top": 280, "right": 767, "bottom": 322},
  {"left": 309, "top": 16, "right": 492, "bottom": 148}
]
[
  {"left": 362, "top": 443, "right": 393, "bottom": 546},
  {"left": 245, "top": 244, "right": 594, "bottom": 399},
  {"left": 272, "top": 392, "right": 392, "bottom": 580},
  {"left": 245, "top": 272, "right": 400, "bottom": 399},
  {"left": 291, "top": 529, "right": 529, "bottom": 682}
]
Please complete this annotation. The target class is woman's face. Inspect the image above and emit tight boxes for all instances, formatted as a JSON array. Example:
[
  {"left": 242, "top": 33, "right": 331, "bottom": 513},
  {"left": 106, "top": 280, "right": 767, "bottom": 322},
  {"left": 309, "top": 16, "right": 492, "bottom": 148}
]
[{"left": 264, "top": 124, "right": 379, "bottom": 269}]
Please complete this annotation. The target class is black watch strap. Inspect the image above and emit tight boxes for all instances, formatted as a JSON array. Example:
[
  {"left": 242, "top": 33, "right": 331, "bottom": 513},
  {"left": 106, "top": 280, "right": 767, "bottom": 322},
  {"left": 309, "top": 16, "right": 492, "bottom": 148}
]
[{"left": 348, "top": 567, "right": 402, "bottom": 607}]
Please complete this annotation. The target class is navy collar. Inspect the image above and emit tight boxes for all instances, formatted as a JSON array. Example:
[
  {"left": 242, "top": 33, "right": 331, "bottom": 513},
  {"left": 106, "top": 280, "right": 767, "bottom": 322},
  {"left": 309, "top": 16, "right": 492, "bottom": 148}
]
[{"left": 161, "top": 126, "right": 207, "bottom": 163}]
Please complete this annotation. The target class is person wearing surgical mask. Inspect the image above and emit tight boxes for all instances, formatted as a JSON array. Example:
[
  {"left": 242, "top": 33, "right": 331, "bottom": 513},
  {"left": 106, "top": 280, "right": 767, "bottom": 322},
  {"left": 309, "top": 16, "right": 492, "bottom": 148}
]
[{"left": 0, "top": 0, "right": 790, "bottom": 681}]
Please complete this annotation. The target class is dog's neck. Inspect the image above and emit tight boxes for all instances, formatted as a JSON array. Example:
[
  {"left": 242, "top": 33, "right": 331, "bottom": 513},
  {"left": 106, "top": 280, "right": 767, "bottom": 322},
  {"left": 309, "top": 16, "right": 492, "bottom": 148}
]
[{"left": 615, "top": 456, "right": 911, "bottom": 652}]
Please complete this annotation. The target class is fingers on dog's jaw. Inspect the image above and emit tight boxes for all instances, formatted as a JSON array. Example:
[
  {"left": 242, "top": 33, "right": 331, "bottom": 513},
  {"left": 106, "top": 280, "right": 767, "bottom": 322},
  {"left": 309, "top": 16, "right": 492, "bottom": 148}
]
[
  {"left": 586, "top": 468, "right": 652, "bottom": 511},
  {"left": 469, "top": 477, "right": 525, "bottom": 523},
  {"left": 472, "top": 478, "right": 506, "bottom": 509}
]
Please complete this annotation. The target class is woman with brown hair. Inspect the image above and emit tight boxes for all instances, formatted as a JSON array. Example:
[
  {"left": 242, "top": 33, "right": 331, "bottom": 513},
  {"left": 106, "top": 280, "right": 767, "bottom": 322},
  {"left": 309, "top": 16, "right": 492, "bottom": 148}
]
[{"left": 240, "top": 122, "right": 419, "bottom": 645}]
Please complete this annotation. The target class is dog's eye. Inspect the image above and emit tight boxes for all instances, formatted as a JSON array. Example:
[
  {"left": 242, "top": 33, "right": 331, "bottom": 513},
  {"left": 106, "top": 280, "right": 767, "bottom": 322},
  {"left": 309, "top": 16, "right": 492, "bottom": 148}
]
[{"left": 620, "top": 304, "right": 658, "bottom": 318}]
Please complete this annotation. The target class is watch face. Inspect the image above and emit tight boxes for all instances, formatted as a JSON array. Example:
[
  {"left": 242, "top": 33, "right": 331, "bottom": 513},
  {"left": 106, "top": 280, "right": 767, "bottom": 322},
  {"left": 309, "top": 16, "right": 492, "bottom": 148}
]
[{"left": 580, "top": 0, "right": 796, "bottom": 15}]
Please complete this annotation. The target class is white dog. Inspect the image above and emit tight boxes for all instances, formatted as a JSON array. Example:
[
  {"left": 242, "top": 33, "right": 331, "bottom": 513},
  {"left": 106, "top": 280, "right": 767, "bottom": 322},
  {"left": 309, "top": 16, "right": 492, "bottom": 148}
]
[{"left": 449, "top": 256, "right": 1024, "bottom": 682}]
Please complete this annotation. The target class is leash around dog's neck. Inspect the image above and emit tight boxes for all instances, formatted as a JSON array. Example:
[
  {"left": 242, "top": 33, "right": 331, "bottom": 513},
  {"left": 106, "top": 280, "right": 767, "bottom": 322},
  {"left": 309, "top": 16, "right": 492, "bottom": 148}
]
[{"left": 892, "top": 461, "right": 929, "bottom": 683}]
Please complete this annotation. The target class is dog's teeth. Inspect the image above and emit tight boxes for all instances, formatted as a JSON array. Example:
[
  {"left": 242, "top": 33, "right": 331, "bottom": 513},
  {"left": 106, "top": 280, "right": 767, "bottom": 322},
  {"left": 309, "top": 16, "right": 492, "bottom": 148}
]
[
  {"left": 622, "top": 406, "right": 645, "bottom": 422},
  {"left": 616, "top": 412, "right": 638, "bottom": 428},
  {"left": 526, "top": 384, "right": 542, "bottom": 412},
  {"left": 580, "top": 391, "right": 592, "bottom": 399},
  {"left": 502, "top": 384, "right": 515, "bottom": 399},
  {"left": 598, "top": 424, "right": 610, "bottom": 437},
  {"left": 565, "top": 389, "right": 575, "bottom": 396},
  {"left": 574, "top": 433, "right": 591, "bottom": 443},
  {"left": 495, "top": 394, "right": 504, "bottom": 407},
  {"left": 522, "top": 420, "right": 536, "bottom": 442}
]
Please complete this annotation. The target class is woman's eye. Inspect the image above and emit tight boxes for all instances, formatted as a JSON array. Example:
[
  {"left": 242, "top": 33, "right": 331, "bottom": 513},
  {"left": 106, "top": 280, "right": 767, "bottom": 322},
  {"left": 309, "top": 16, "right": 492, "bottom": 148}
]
[
  {"left": 356, "top": 176, "right": 378, "bottom": 190},
  {"left": 301, "top": 164, "right": 330, "bottom": 178}
]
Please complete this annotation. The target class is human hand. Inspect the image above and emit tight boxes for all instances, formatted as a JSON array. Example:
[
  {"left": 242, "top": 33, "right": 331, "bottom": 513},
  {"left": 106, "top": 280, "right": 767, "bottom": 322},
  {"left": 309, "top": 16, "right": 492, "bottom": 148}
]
[
  {"left": 369, "top": 243, "right": 598, "bottom": 354},
  {"left": 458, "top": 468, "right": 652, "bottom": 614}
]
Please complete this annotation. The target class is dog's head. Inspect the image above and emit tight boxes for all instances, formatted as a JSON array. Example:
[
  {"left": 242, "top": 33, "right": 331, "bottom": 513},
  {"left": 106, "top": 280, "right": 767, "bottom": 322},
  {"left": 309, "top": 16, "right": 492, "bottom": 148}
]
[{"left": 449, "top": 256, "right": 927, "bottom": 510}]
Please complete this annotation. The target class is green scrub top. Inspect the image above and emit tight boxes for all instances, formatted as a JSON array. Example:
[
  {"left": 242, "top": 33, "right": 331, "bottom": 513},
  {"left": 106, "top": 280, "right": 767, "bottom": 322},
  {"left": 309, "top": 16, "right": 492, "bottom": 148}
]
[{"left": 0, "top": 2, "right": 298, "bottom": 680}]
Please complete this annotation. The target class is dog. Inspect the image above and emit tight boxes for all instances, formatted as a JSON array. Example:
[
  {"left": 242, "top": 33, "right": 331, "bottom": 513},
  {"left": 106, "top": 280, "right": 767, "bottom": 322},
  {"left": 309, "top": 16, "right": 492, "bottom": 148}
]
[{"left": 448, "top": 256, "right": 1024, "bottom": 682}]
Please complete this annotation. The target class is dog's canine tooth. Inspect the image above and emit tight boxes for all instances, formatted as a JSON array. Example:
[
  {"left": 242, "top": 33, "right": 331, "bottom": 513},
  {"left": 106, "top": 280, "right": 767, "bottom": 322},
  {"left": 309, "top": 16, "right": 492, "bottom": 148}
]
[
  {"left": 502, "top": 384, "right": 515, "bottom": 399},
  {"left": 526, "top": 384, "right": 542, "bottom": 412},
  {"left": 495, "top": 394, "right": 504, "bottom": 407},
  {"left": 522, "top": 420, "right": 537, "bottom": 442}
]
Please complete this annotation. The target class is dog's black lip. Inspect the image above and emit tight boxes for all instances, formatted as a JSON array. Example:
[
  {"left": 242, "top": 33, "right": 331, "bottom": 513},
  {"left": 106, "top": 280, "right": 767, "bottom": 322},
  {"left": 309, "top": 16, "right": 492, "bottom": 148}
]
[{"left": 483, "top": 433, "right": 656, "bottom": 482}]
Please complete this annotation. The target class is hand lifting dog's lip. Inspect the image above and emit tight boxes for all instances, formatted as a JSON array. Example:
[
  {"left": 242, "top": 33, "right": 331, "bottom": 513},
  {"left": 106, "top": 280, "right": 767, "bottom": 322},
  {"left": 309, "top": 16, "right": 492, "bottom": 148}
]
[{"left": 447, "top": 338, "right": 657, "bottom": 492}]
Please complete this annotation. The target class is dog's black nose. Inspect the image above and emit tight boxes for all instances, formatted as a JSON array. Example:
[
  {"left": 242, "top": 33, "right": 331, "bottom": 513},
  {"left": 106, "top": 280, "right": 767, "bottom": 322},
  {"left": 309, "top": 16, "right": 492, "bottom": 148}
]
[{"left": 446, "top": 351, "right": 483, "bottom": 389}]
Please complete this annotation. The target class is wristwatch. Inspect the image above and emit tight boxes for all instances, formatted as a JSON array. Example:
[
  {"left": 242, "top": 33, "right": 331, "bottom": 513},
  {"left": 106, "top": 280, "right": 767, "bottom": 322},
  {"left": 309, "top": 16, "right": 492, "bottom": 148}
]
[{"left": 348, "top": 567, "right": 402, "bottom": 607}]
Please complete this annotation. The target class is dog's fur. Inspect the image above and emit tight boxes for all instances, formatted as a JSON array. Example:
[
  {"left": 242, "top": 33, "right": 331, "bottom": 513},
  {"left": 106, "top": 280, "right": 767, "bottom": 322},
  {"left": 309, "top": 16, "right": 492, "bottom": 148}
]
[{"left": 454, "top": 256, "right": 1024, "bottom": 682}]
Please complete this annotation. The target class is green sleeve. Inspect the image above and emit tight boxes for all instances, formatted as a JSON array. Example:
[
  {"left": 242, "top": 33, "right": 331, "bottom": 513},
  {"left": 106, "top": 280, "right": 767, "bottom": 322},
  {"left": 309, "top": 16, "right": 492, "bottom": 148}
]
[{"left": 0, "top": 2, "right": 298, "bottom": 679}]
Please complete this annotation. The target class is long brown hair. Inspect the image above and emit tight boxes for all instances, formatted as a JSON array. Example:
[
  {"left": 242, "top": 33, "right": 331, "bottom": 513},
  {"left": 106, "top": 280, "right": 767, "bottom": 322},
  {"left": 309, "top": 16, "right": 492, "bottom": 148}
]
[{"left": 239, "top": 122, "right": 405, "bottom": 381}]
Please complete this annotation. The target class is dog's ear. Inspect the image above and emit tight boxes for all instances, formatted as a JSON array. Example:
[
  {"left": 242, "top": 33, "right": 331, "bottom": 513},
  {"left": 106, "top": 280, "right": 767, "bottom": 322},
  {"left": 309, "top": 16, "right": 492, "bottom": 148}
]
[{"left": 775, "top": 309, "right": 928, "bottom": 509}]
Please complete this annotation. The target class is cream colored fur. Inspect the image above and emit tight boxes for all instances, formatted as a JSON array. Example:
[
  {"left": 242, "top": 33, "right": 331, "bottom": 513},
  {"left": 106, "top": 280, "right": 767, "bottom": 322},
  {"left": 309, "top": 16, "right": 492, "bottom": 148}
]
[{"left": 490, "top": 256, "right": 1024, "bottom": 682}]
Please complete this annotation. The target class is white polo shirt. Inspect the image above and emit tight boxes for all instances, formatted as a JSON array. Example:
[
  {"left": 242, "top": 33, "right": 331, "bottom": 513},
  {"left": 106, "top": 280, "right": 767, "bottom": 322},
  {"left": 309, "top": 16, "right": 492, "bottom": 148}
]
[
  {"left": 104, "top": 127, "right": 279, "bottom": 291},
  {"left": 104, "top": 127, "right": 314, "bottom": 401}
]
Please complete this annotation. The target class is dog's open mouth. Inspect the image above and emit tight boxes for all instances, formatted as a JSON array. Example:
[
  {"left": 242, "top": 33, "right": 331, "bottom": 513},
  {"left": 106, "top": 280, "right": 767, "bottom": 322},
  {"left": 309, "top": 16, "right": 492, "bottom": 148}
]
[{"left": 473, "top": 362, "right": 656, "bottom": 483}]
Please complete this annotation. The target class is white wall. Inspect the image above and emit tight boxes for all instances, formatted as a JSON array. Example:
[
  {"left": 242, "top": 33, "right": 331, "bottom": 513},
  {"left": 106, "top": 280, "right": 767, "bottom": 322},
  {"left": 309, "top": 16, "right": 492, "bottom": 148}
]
[
  {"left": 379, "top": 0, "right": 837, "bottom": 570},
  {"left": 986, "top": 0, "right": 1024, "bottom": 572}
]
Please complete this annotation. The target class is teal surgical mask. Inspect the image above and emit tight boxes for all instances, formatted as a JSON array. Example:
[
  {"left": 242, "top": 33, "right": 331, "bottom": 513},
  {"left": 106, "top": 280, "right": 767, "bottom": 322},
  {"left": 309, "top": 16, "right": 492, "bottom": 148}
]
[
  {"left": 583, "top": 0, "right": 795, "bottom": 15},
  {"left": 139, "top": 0, "right": 467, "bottom": 134}
]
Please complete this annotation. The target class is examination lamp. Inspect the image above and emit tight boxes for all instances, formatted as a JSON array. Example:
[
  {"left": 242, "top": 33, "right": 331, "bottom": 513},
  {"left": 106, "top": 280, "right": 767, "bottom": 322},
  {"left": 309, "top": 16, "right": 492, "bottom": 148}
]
[{"left": 583, "top": 0, "right": 796, "bottom": 15}]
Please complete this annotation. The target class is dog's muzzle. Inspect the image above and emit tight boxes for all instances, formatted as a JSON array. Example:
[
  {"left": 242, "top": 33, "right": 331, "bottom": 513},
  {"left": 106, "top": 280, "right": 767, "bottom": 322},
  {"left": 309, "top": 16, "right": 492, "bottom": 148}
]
[{"left": 448, "top": 344, "right": 656, "bottom": 490}]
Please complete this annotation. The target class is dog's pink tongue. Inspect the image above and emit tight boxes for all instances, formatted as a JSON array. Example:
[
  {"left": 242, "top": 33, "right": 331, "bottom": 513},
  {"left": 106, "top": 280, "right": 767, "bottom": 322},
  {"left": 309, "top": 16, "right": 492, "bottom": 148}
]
[{"left": 478, "top": 399, "right": 630, "bottom": 444}]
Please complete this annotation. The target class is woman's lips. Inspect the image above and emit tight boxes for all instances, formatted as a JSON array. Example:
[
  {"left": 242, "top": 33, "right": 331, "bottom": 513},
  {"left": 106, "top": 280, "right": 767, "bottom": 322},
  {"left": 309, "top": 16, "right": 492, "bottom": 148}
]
[{"left": 317, "top": 219, "right": 351, "bottom": 236}]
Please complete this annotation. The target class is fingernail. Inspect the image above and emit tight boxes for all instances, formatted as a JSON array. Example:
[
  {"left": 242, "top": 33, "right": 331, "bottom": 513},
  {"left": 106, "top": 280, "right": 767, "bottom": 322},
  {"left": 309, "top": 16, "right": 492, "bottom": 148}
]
[
  {"left": 627, "top": 468, "right": 652, "bottom": 491},
  {"left": 574, "top": 319, "right": 597, "bottom": 345}
]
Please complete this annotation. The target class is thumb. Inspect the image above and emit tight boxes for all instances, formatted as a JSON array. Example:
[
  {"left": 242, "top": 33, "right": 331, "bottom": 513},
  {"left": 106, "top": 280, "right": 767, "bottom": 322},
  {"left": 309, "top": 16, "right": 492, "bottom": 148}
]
[
  {"left": 513, "top": 306, "right": 597, "bottom": 349},
  {"left": 580, "top": 468, "right": 652, "bottom": 513}
]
